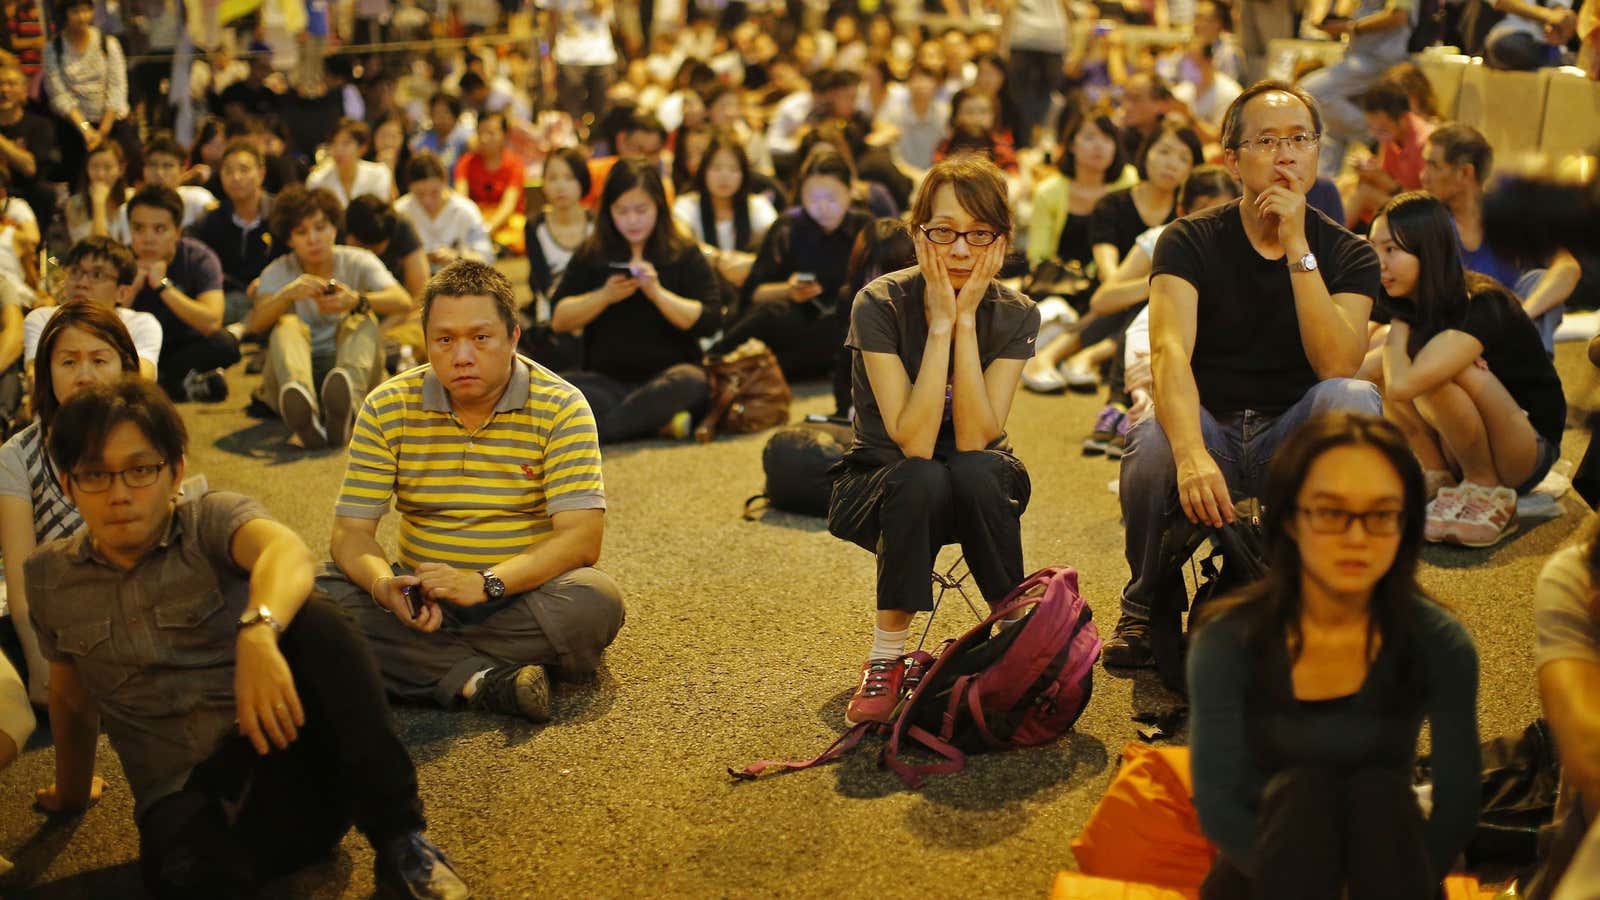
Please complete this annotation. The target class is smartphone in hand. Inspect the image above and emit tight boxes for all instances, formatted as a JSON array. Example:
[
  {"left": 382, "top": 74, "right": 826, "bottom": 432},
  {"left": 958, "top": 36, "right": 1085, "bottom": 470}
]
[
  {"left": 402, "top": 584, "right": 424, "bottom": 618},
  {"left": 795, "top": 272, "right": 817, "bottom": 283}
]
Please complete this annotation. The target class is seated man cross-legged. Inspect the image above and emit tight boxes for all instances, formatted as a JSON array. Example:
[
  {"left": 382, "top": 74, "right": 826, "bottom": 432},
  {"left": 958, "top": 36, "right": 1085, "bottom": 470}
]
[
  {"left": 1107, "top": 82, "right": 1385, "bottom": 667},
  {"left": 321, "top": 260, "right": 625, "bottom": 722},
  {"left": 26, "top": 377, "right": 468, "bottom": 899}
]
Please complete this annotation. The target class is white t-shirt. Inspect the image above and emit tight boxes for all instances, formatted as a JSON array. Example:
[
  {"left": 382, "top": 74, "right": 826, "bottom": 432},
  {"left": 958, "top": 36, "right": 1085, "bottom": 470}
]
[
  {"left": 395, "top": 191, "right": 495, "bottom": 265},
  {"left": 1173, "top": 73, "right": 1243, "bottom": 128},
  {"left": 305, "top": 160, "right": 396, "bottom": 208},
  {"left": 765, "top": 91, "right": 814, "bottom": 156},
  {"left": 23, "top": 304, "right": 164, "bottom": 367},
  {"left": 880, "top": 89, "right": 950, "bottom": 171},
  {"left": 671, "top": 193, "right": 779, "bottom": 252},
  {"left": 1008, "top": 0, "right": 1071, "bottom": 53},
  {"left": 538, "top": 0, "right": 619, "bottom": 67}
]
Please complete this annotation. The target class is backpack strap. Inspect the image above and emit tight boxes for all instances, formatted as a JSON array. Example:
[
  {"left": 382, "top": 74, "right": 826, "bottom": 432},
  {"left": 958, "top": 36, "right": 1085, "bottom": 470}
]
[
  {"left": 730, "top": 721, "right": 877, "bottom": 780},
  {"left": 966, "top": 683, "right": 1007, "bottom": 750},
  {"left": 883, "top": 725, "right": 967, "bottom": 789},
  {"left": 742, "top": 494, "right": 770, "bottom": 521}
]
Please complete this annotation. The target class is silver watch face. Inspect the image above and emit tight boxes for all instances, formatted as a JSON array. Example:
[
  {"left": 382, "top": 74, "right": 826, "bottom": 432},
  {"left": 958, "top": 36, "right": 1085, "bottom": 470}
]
[{"left": 1299, "top": 253, "right": 1318, "bottom": 272}]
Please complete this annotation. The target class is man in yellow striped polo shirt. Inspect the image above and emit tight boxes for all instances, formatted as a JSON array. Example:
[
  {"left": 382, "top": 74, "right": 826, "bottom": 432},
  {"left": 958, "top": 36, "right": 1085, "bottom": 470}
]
[{"left": 318, "top": 260, "right": 625, "bottom": 722}]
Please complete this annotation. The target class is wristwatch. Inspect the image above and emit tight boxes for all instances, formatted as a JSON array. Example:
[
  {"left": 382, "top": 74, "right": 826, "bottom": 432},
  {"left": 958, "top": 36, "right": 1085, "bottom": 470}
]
[
  {"left": 480, "top": 569, "right": 506, "bottom": 601},
  {"left": 158, "top": 276, "right": 173, "bottom": 292},
  {"left": 237, "top": 605, "right": 284, "bottom": 636},
  {"left": 354, "top": 292, "right": 371, "bottom": 315},
  {"left": 1288, "top": 252, "right": 1319, "bottom": 274}
]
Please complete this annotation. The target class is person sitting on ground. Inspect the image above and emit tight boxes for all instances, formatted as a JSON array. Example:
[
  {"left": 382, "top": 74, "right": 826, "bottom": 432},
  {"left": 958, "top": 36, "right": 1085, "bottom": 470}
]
[
  {"left": 713, "top": 148, "right": 873, "bottom": 415},
  {"left": 367, "top": 114, "right": 413, "bottom": 196},
  {"left": 671, "top": 132, "right": 779, "bottom": 292},
  {"left": 828, "top": 155, "right": 1040, "bottom": 727},
  {"left": 453, "top": 111, "right": 526, "bottom": 255},
  {"left": 305, "top": 117, "right": 397, "bottom": 209},
  {"left": 125, "top": 185, "right": 239, "bottom": 403},
  {"left": 134, "top": 132, "right": 218, "bottom": 230},
  {"left": 1028, "top": 122, "right": 1202, "bottom": 396},
  {"left": 1300, "top": 0, "right": 1416, "bottom": 180},
  {"left": 247, "top": 186, "right": 413, "bottom": 449},
  {"left": 584, "top": 110, "right": 670, "bottom": 208},
  {"left": 550, "top": 158, "right": 723, "bottom": 442},
  {"left": 2, "top": 302, "right": 144, "bottom": 708},
  {"left": 27, "top": 376, "right": 469, "bottom": 899},
  {"left": 1367, "top": 192, "right": 1563, "bottom": 548},
  {"left": 411, "top": 91, "right": 473, "bottom": 175},
  {"left": 1117, "top": 73, "right": 1176, "bottom": 162},
  {"left": 63, "top": 139, "right": 129, "bottom": 245},
  {"left": 1091, "top": 166, "right": 1244, "bottom": 443},
  {"left": 1106, "top": 82, "right": 1384, "bottom": 668},
  {"left": 396, "top": 151, "right": 495, "bottom": 271},
  {"left": 0, "top": 634, "right": 29, "bottom": 873},
  {"left": 0, "top": 170, "right": 38, "bottom": 312},
  {"left": 932, "top": 88, "right": 1018, "bottom": 174},
  {"left": 1189, "top": 411, "right": 1480, "bottom": 900},
  {"left": 0, "top": 59, "right": 61, "bottom": 238},
  {"left": 1170, "top": 39, "right": 1244, "bottom": 143},
  {"left": 1341, "top": 81, "right": 1433, "bottom": 229},
  {"left": 1418, "top": 123, "right": 1581, "bottom": 354},
  {"left": 344, "top": 194, "right": 430, "bottom": 303},
  {"left": 1529, "top": 518, "right": 1600, "bottom": 896},
  {"left": 24, "top": 238, "right": 160, "bottom": 380},
  {"left": 189, "top": 139, "right": 284, "bottom": 328},
  {"left": 523, "top": 145, "right": 594, "bottom": 311},
  {"left": 321, "top": 260, "right": 625, "bottom": 723},
  {"left": 1485, "top": 0, "right": 1578, "bottom": 70}
]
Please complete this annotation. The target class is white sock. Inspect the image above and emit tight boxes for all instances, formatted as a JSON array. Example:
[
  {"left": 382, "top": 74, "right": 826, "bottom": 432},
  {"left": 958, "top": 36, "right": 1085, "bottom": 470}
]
[
  {"left": 869, "top": 626, "right": 909, "bottom": 662},
  {"left": 462, "top": 669, "right": 490, "bottom": 700}
]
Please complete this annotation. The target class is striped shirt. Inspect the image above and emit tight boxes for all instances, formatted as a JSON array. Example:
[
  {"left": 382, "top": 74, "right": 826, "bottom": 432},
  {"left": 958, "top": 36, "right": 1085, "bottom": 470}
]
[
  {"left": 0, "top": 422, "right": 85, "bottom": 613},
  {"left": 334, "top": 357, "right": 605, "bottom": 569}
]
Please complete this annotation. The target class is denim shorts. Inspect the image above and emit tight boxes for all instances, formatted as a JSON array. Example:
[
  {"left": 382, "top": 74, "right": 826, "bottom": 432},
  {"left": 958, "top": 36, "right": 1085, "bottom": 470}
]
[{"left": 1515, "top": 432, "right": 1562, "bottom": 496}]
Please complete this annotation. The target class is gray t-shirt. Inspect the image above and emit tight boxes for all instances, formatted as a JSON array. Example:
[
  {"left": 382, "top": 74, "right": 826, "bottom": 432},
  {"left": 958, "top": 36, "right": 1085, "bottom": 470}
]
[
  {"left": 254, "top": 246, "right": 398, "bottom": 357},
  {"left": 844, "top": 266, "right": 1040, "bottom": 467},
  {"left": 1349, "top": 0, "right": 1418, "bottom": 63}
]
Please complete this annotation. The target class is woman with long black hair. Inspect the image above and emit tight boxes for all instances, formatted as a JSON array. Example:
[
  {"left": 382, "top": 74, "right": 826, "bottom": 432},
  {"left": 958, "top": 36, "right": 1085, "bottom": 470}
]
[
  {"left": 550, "top": 157, "right": 722, "bottom": 443},
  {"left": 1369, "top": 191, "right": 1564, "bottom": 548},
  {"left": 672, "top": 133, "right": 779, "bottom": 291},
  {"left": 1189, "top": 412, "right": 1480, "bottom": 900}
]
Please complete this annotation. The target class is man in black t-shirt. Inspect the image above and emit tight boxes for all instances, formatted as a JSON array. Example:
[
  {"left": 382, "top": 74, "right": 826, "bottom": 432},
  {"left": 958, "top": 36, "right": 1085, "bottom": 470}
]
[
  {"left": 0, "top": 59, "right": 59, "bottom": 232},
  {"left": 1106, "top": 82, "right": 1384, "bottom": 668}
]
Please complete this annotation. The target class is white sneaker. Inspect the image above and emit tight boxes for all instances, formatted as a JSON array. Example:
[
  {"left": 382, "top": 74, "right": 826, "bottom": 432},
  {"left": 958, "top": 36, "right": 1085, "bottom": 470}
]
[
  {"left": 1022, "top": 360, "right": 1068, "bottom": 394},
  {"left": 1450, "top": 483, "right": 1519, "bottom": 548},
  {"left": 279, "top": 382, "right": 327, "bottom": 449},
  {"left": 1424, "top": 485, "right": 1467, "bottom": 543},
  {"left": 1060, "top": 359, "right": 1100, "bottom": 391}
]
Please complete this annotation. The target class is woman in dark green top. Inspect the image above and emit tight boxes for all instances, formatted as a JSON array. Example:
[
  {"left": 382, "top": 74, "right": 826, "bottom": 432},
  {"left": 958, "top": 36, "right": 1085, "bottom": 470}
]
[{"left": 1188, "top": 412, "right": 1480, "bottom": 899}]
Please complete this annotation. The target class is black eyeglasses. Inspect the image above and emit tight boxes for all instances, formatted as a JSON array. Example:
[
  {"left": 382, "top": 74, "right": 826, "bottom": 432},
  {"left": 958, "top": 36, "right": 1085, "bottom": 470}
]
[
  {"left": 1296, "top": 505, "right": 1403, "bottom": 536},
  {"left": 70, "top": 462, "right": 168, "bottom": 493},
  {"left": 918, "top": 225, "right": 1003, "bottom": 247}
]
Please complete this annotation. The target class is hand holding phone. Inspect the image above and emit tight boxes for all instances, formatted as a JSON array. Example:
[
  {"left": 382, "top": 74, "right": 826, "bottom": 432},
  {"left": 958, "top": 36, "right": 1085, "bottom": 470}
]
[{"left": 402, "top": 583, "right": 425, "bottom": 618}]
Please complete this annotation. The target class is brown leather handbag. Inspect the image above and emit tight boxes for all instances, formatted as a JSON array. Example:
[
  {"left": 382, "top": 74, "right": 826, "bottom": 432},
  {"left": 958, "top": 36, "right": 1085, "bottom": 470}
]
[{"left": 695, "top": 338, "right": 792, "bottom": 442}]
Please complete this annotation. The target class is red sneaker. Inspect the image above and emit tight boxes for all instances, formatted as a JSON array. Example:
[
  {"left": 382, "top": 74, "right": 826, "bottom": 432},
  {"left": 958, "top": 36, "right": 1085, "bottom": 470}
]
[{"left": 844, "top": 658, "right": 905, "bottom": 727}]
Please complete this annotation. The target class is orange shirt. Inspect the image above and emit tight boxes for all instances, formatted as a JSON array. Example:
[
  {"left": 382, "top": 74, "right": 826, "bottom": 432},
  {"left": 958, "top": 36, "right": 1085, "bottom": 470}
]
[{"left": 1378, "top": 113, "right": 1435, "bottom": 192}]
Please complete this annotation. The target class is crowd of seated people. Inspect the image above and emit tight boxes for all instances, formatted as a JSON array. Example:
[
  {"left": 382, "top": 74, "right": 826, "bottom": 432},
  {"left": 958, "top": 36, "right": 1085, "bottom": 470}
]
[{"left": 0, "top": 0, "right": 1597, "bottom": 894}]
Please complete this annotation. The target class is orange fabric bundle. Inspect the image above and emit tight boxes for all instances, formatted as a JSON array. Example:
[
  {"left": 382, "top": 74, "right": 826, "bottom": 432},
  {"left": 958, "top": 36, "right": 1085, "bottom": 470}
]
[{"left": 1070, "top": 743, "right": 1217, "bottom": 891}]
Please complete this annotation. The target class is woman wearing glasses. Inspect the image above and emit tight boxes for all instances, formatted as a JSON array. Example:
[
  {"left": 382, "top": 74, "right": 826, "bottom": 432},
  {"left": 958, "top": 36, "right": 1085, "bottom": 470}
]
[
  {"left": 827, "top": 155, "right": 1040, "bottom": 728},
  {"left": 1188, "top": 411, "right": 1480, "bottom": 900},
  {"left": 1369, "top": 192, "right": 1564, "bottom": 549},
  {"left": 0, "top": 303, "right": 142, "bottom": 711}
]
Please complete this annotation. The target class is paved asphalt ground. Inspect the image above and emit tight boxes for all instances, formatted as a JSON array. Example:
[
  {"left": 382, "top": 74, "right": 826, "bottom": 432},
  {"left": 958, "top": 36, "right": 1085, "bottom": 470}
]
[{"left": 1, "top": 268, "right": 1589, "bottom": 897}]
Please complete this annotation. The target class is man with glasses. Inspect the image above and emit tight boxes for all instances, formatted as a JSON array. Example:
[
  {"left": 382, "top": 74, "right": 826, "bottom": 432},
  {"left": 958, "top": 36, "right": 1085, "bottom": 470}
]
[
  {"left": 23, "top": 237, "right": 161, "bottom": 381},
  {"left": 24, "top": 376, "right": 469, "bottom": 899},
  {"left": 1104, "top": 82, "right": 1382, "bottom": 668}
]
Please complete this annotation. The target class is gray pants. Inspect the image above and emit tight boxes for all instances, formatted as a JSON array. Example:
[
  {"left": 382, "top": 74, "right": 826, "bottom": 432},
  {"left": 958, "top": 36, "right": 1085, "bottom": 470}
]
[{"left": 317, "top": 564, "right": 626, "bottom": 708}]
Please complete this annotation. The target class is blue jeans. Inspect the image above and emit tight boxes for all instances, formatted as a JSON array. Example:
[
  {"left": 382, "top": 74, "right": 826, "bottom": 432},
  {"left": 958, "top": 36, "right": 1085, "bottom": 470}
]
[
  {"left": 1301, "top": 53, "right": 1399, "bottom": 180},
  {"left": 1117, "top": 378, "right": 1383, "bottom": 620}
]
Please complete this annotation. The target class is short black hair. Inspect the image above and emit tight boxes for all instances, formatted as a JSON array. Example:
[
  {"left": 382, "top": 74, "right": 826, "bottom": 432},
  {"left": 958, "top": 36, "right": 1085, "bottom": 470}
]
[
  {"left": 1427, "top": 123, "right": 1493, "bottom": 185},
  {"left": 404, "top": 151, "right": 448, "bottom": 185},
  {"left": 422, "top": 260, "right": 518, "bottom": 337},
  {"left": 543, "top": 146, "right": 592, "bottom": 197},
  {"left": 270, "top": 185, "right": 344, "bottom": 243},
  {"left": 1136, "top": 122, "right": 1204, "bottom": 179},
  {"left": 221, "top": 138, "right": 263, "bottom": 167},
  {"left": 63, "top": 236, "right": 137, "bottom": 286},
  {"left": 1360, "top": 81, "right": 1410, "bottom": 119},
  {"left": 48, "top": 376, "right": 188, "bottom": 479},
  {"left": 344, "top": 195, "right": 397, "bottom": 246},
  {"left": 429, "top": 91, "right": 463, "bottom": 117},
  {"left": 623, "top": 111, "right": 668, "bottom": 141},
  {"left": 1221, "top": 80, "right": 1324, "bottom": 151},
  {"left": 126, "top": 184, "right": 184, "bottom": 226},
  {"left": 811, "top": 68, "right": 862, "bottom": 93},
  {"left": 458, "top": 71, "right": 487, "bottom": 94},
  {"left": 143, "top": 131, "right": 187, "bottom": 163}
]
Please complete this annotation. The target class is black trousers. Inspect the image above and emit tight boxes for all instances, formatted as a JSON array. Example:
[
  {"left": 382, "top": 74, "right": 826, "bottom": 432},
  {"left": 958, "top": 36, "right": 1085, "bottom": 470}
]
[
  {"left": 829, "top": 451, "right": 1031, "bottom": 613},
  {"left": 715, "top": 301, "right": 851, "bottom": 416},
  {"left": 137, "top": 597, "right": 425, "bottom": 899},
  {"left": 157, "top": 331, "right": 243, "bottom": 401},
  {"left": 564, "top": 364, "right": 709, "bottom": 443},
  {"left": 1200, "top": 766, "right": 1436, "bottom": 900}
]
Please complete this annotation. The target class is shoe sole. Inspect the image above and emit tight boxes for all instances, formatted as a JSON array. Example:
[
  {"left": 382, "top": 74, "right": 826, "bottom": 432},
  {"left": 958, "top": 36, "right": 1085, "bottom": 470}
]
[
  {"left": 512, "top": 666, "right": 552, "bottom": 723},
  {"left": 1450, "top": 518, "right": 1520, "bottom": 549},
  {"left": 1106, "top": 444, "right": 1127, "bottom": 460},
  {"left": 1100, "top": 644, "right": 1155, "bottom": 668},
  {"left": 280, "top": 385, "right": 327, "bottom": 449},
  {"left": 1081, "top": 439, "right": 1110, "bottom": 456},
  {"left": 321, "top": 369, "right": 357, "bottom": 447}
]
